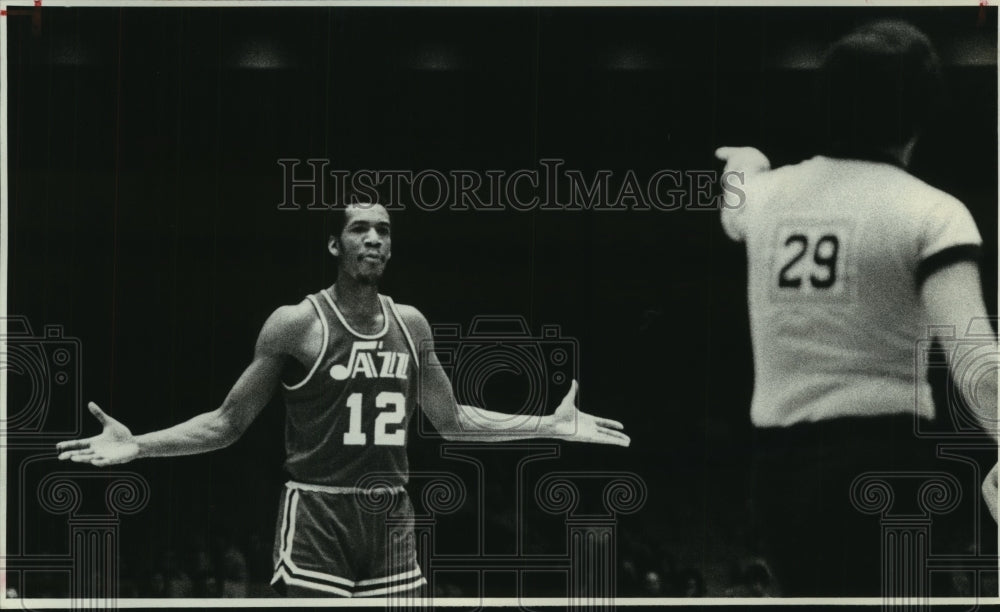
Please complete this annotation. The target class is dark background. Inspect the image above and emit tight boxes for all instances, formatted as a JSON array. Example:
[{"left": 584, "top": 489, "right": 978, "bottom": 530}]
[{"left": 5, "top": 5, "right": 998, "bottom": 598}]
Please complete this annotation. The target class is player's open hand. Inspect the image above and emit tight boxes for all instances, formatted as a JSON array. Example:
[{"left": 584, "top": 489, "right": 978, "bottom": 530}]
[
  {"left": 55, "top": 402, "right": 139, "bottom": 466},
  {"left": 715, "top": 146, "right": 771, "bottom": 175},
  {"left": 547, "top": 380, "right": 630, "bottom": 447},
  {"left": 983, "top": 462, "right": 999, "bottom": 523}
]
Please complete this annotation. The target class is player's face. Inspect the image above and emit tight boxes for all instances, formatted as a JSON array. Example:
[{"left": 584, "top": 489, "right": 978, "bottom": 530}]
[{"left": 331, "top": 203, "right": 392, "bottom": 284}]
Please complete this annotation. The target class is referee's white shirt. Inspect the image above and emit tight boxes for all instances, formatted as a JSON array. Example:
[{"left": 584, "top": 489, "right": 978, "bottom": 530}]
[{"left": 722, "top": 156, "right": 982, "bottom": 428}]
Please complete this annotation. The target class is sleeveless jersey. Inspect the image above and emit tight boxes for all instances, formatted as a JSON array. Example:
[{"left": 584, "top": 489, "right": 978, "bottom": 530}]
[
  {"left": 721, "top": 156, "right": 982, "bottom": 427},
  {"left": 281, "top": 288, "right": 420, "bottom": 488}
]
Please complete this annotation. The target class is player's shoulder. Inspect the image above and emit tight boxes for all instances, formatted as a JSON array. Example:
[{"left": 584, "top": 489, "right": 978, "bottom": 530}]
[
  {"left": 271, "top": 299, "right": 318, "bottom": 328},
  {"left": 391, "top": 302, "right": 432, "bottom": 337},
  {"left": 392, "top": 302, "right": 430, "bottom": 326},
  {"left": 258, "top": 299, "right": 320, "bottom": 352}
]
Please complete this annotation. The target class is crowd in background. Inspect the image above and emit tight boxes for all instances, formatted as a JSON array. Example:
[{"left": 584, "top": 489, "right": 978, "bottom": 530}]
[{"left": 11, "top": 516, "right": 995, "bottom": 598}]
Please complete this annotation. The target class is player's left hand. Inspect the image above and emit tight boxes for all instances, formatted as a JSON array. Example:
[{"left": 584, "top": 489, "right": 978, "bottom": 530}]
[
  {"left": 546, "top": 380, "right": 630, "bottom": 447},
  {"left": 983, "top": 462, "right": 998, "bottom": 523}
]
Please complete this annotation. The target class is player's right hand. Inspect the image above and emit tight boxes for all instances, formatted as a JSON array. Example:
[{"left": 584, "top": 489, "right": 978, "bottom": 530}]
[
  {"left": 715, "top": 146, "right": 771, "bottom": 175},
  {"left": 55, "top": 402, "right": 139, "bottom": 466}
]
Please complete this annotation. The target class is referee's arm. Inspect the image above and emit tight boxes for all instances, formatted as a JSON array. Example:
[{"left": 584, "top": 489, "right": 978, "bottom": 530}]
[
  {"left": 921, "top": 260, "right": 997, "bottom": 441},
  {"left": 921, "top": 260, "right": 999, "bottom": 520}
]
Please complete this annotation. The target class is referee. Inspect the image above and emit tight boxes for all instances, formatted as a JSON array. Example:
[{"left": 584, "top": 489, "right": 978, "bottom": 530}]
[{"left": 717, "top": 20, "right": 998, "bottom": 596}]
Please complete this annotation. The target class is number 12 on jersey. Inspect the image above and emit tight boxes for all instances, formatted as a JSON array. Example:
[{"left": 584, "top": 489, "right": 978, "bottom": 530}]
[
  {"left": 772, "top": 223, "right": 853, "bottom": 297},
  {"left": 343, "top": 391, "right": 406, "bottom": 446}
]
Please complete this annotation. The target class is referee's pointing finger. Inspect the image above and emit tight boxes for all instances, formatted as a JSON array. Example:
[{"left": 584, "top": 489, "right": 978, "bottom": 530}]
[{"left": 715, "top": 146, "right": 735, "bottom": 160}]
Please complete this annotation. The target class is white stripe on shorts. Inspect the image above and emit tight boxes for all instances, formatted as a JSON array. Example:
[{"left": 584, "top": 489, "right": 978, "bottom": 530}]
[
  {"left": 355, "top": 566, "right": 423, "bottom": 587},
  {"left": 286, "top": 480, "right": 405, "bottom": 495},
  {"left": 271, "top": 567, "right": 353, "bottom": 597},
  {"left": 352, "top": 575, "right": 427, "bottom": 597}
]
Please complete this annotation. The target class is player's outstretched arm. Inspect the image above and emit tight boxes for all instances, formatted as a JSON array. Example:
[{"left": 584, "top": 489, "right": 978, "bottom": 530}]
[
  {"left": 397, "top": 305, "right": 629, "bottom": 447},
  {"left": 55, "top": 303, "right": 310, "bottom": 466}
]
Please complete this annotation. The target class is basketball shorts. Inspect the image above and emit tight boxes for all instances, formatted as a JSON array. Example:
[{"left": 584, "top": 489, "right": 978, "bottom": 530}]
[{"left": 270, "top": 481, "right": 426, "bottom": 597}]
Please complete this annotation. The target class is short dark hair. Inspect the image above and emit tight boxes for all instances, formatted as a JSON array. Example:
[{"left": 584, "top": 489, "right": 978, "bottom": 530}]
[
  {"left": 818, "top": 20, "right": 943, "bottom": 160},
  {"left": 327, "top": 183, "right": 393, "bottom": 239}
]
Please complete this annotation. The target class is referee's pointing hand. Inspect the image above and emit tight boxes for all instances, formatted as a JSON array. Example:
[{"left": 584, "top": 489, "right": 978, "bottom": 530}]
[{"left": 715, "top": 146, "right": 771, "bottom": 176}]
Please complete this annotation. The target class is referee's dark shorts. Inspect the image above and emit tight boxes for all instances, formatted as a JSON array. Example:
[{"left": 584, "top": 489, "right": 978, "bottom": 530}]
[{"left": 751, "top": 414, "right": 964, "bottom": 597}]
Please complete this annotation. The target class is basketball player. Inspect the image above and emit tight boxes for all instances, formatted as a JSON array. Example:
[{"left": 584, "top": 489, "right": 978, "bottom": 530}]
[
  {"left": 55, "top": 200, "right": 630, "bottom": 597},
  {"left": 716, "top": 21, "right": 997, "bottom": 596}
]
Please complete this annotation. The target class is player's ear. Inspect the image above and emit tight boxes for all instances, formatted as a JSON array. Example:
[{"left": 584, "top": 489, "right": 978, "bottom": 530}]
[{"left": 328, "top": 235, "right": 339, "bottom": 257}]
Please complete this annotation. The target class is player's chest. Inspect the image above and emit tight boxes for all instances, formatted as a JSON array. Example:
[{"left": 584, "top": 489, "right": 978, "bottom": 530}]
[{"left": 321, "top": 335, "right": 414, "bottom": 384}]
